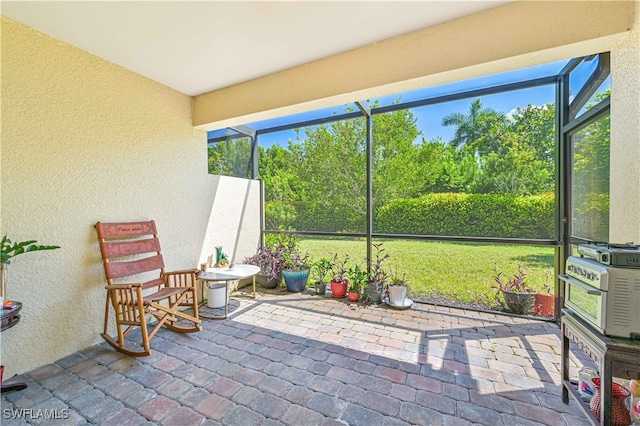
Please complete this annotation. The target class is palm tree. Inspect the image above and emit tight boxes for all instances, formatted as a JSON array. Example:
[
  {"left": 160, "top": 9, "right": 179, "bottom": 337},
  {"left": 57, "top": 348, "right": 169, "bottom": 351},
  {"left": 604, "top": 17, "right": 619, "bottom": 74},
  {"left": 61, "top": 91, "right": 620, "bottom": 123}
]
[{"left": 441, "top": 98, "right": 505, "bottom": 153}]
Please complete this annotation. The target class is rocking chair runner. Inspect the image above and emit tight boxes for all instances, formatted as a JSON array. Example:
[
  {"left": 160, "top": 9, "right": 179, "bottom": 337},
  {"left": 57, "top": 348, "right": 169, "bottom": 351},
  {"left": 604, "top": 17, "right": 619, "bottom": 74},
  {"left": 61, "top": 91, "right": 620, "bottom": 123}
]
[{"left": 95, "top": 220, "right": 201, "bottom": 357}]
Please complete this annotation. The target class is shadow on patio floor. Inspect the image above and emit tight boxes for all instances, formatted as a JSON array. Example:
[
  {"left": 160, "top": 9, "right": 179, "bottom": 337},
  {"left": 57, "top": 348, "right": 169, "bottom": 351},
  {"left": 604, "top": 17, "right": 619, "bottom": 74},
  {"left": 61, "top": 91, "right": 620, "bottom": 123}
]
[{"left": 1, "top": 288, "right": 592, "bottom": 426}]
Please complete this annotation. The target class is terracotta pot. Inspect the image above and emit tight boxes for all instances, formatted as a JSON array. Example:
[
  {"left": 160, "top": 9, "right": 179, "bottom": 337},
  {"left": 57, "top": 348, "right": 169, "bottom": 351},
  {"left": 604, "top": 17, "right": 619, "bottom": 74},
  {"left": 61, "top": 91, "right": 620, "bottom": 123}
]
[
  {"left": 330, "top": 280, "right": 348, "bottom": 298},
  {"left": 347, "top": 291, "right": 359, "bottom": 302},
  {"left": 589, "top": 377, "right": 632, "bottom": 426},
  {"left": 534, "top": 293, "right": 555, "bottom": 317}
]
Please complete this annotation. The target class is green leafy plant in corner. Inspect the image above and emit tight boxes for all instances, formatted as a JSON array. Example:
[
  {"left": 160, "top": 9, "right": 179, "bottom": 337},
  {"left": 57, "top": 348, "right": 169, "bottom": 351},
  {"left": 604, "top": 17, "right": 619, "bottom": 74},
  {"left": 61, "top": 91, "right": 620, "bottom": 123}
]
[
  {"left": 347, "top": 265, "right": 367, "bottom": 293},
  {"left": 312, "top": 257, "right": 332, "bottom": 285},
  {"left": 1, "top": 235, "right": 60, "bottom": 264}
]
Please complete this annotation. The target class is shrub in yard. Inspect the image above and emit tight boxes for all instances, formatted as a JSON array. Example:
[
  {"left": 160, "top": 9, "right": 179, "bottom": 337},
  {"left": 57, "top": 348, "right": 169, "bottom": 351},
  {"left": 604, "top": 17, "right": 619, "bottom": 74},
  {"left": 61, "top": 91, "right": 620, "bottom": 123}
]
[
  {"left": 375, "top": 192, "right": 554, "bottom": 239},
  {"left": 291, "top": 201, "right": 365, "bottom": 233}
]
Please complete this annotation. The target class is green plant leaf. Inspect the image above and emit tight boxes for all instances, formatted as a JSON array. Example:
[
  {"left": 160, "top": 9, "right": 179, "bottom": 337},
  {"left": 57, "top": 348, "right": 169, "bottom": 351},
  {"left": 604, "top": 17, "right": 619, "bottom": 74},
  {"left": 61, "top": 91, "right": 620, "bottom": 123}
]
[{"left": 1, "top": 235, "right": 60, "bottom": 264}]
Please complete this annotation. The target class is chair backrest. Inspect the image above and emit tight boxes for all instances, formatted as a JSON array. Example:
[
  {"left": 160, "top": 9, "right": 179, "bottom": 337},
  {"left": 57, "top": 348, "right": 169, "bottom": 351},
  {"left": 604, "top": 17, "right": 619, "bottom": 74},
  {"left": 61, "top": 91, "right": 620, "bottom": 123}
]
[{"left": 95, "top": 220, "right": 165, "bottom": 288}]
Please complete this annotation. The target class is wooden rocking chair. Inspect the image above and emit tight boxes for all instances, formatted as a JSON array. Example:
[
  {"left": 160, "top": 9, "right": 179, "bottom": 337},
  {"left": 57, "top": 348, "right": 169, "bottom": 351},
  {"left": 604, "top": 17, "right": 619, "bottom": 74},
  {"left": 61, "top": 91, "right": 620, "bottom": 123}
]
[{"left": 95, "top": 220, "right": 201, "bottom": 357}]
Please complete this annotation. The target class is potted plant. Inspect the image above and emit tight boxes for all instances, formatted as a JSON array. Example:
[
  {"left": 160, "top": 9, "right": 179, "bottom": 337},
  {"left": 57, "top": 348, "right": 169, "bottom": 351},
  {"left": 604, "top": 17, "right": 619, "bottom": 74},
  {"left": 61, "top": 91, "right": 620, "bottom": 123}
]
[
  {"left": 329, "top": 253, "right": 349, "bottom": 298},
  {"left": 244, "top": 244, "right": 283, "bottom": 289},
  {"left": 386, "top": 267, "right": 409, "bottom": 307},
  {"left": 347, "top": 265, "right": 367, "bottom": 303},
  {"left": 365, "top": 243, "right": 389, "bottom": 304},
  {"left": 1, "top": 235, "right": 60, "bottom": 300},
  {"left": 534, "top": 272, "right": 554, "bottom": 317},
  {"left": 493, "top": 263, "right": 537, "bottom": 315},
  {"left": 282, "top": 251, "right": 310, "bottom": 293},
  {"left": 311, "top": 257, "right": 332, "bottom": 295},
  {"left": 280, "top": 234, "right": 310, "bottom": 293}
]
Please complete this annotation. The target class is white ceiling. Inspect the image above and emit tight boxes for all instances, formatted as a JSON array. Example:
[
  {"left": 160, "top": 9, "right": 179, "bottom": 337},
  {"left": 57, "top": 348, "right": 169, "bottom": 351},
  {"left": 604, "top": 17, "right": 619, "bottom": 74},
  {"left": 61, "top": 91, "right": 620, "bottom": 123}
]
[{"left": 2, "top": 1, "right": 511, "bottom": 97}]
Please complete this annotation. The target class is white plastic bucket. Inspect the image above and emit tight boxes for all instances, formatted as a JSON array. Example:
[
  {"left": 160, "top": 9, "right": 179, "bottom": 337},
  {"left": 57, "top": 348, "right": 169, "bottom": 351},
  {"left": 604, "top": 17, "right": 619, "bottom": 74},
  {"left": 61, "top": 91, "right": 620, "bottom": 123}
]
[{"left": 207, "top": 282, "right": 228, "bottom": 308}]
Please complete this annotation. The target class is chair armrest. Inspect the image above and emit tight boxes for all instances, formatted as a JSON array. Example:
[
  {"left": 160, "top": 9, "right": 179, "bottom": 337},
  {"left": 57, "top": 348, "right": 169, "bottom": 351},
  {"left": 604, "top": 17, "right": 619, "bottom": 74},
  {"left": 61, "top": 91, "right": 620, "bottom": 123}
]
[
  {"left": 163, "top": 269, "right": 199, "bottom": 288},
  {"left": 105, "top": 283, "right": 144, "bottom": 308},
  {"left": 105, "top": 283, "right": 142, "bottom": 290},
  {"left": 165, "top": 269, "right": 200, "bottom": 276}
]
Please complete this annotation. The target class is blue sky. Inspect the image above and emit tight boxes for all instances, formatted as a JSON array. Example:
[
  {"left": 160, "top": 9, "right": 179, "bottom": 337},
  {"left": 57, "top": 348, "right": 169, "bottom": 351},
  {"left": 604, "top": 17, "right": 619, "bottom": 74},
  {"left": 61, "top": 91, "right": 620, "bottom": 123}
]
[
  {"left": 255, "top": 85, "right": 556, "bottom": 148},
  {"left": 405, "top": 85, "right": 556, "bottom": 142},
  {"left": 218, "top": 57, "right": 607, "bottom": 148}
]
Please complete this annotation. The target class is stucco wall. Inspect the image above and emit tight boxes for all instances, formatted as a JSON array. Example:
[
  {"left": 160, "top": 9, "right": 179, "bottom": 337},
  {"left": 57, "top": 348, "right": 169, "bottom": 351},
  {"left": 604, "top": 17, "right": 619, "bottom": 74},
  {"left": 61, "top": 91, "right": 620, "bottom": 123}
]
[
  {"left": 609, "top": 2, "right": 640, "bottom": 243},
  {"left": 0, "top": 17, "right": 258, "bottom": 376},
  {"left": 200, "top": 175, "right": 262, "bottom": 292}
]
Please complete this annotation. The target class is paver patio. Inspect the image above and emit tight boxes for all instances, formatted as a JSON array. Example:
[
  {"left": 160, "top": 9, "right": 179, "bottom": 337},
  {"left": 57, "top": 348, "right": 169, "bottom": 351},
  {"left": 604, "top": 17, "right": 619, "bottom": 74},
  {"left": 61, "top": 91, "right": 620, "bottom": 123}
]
[{"left": 1, "top": 289, "right": 593, "bottom": 425}]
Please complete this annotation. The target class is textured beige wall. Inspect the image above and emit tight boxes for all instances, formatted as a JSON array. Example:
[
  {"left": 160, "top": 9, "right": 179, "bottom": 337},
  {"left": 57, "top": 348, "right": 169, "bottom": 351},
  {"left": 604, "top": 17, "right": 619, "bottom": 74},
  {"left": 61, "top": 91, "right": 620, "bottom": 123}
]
[
  {"left": 193, "top": 0, "right": 634, "bottom": 130},
  {"left": 0, "top": 17, "right": 249, "bottom": 376},
  {"left": 200, "top": 175, "right": 262, "bottom": 277},
  {"left": 610, "top": 1, "right": 640, "bottom": 243},
  {"left": 197, "top": 175, "right": 262, "bottom": 294}
]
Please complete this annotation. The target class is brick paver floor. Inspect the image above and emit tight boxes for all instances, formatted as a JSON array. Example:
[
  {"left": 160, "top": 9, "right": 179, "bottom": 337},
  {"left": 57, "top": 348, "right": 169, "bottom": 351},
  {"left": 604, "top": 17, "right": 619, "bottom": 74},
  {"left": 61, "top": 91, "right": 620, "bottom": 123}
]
[{"left": 1, "top": 288, "right": 594, "bottom": 425}]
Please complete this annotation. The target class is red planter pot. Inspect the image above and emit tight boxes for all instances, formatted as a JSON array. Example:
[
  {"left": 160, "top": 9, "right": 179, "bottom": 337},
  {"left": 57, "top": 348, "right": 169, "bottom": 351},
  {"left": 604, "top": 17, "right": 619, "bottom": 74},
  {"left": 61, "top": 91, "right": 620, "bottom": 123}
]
[
  {"left": 347, "top": 291, "right": 360, "bottom": 302},
  {"left": 534, "top": 293, "right": 555, "bottom": 317},
  {"left": 330, "top": 280, "right": 348, "bottom": 298}
]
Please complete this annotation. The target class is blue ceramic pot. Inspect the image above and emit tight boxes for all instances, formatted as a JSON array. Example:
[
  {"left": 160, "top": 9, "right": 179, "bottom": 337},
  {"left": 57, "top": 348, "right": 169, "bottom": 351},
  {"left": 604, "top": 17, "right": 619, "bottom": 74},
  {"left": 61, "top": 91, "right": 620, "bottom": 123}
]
[{"left": 283, "top": 269, "right": 310, "bottom": 293}]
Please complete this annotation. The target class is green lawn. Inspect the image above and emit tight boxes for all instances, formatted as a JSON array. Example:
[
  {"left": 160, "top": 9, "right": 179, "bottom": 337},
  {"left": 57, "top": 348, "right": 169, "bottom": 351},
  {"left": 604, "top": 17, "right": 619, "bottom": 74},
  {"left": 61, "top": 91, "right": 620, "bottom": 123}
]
[{"left": 298, "top": 236, "right": 555, "bottom": 309}]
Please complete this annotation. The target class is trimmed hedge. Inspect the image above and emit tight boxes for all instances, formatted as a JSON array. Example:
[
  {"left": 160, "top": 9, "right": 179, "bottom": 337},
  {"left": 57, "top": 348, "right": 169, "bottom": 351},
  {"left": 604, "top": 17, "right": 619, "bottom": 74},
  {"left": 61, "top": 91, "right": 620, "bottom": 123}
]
[
  {"left": 374, "top": 192, "right": 554, "bottom": 239},
  {"left": 291, "top": 201, "right": 365, "bottom": 233}
]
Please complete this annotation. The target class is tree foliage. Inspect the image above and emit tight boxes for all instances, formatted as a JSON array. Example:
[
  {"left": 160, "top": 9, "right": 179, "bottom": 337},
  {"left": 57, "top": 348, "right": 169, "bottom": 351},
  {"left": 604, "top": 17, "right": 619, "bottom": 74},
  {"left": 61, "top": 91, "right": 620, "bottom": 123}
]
[
  {"left": 441, "top": 98, "right": 505, "bottom": 153},
  {"left": 207, "top": 91, "right": 608, "bottom": 237},
  {"left": 207, "top": 138, "right": 252, "bottom": 177},
  {"left": 571, "top": 90, "right": 610, "bottom": 241}
]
